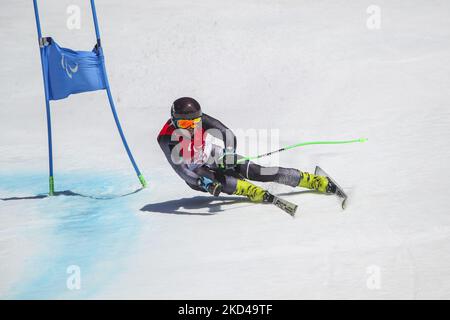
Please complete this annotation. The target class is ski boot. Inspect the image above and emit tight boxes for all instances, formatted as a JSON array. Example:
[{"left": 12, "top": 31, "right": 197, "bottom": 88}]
[
  {"left": 233, "top": 179, "right": 267, "bottom": 202},
  {"left": 298, "top": 171, "right": 337, "bottom": 194},
  {"left": 234, "top": 179, "right": 298, "bottom": 215}
]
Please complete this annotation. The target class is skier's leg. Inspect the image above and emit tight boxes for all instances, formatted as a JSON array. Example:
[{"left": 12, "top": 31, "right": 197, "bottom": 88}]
[
  {"left": 298, "top": 171, "right": 336, "bottom": 193},
  {"left": 232, "top": 179, "right": 268, "bottom": 202},
  {"left": 212, "top": 169, "right": 268, "bottom": 202},
  {"left": 190, "top": 164, "right": 294, "bottom": 202},
  {"left": 236, "top": 160, "right": 301, "bottom": 186},
  {"left": 236, "top": 160, "right": 336, "bottom": 194}
]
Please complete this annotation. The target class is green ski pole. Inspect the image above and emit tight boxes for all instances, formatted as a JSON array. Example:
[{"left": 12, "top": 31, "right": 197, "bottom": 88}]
[{"left": 219, "top": 138, "right": 368, "bottom": 166}]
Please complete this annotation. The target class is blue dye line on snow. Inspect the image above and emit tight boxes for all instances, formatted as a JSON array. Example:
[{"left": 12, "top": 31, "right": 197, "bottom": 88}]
[{"left": 0, "top": 171, "right": 143, "bottom": 299}]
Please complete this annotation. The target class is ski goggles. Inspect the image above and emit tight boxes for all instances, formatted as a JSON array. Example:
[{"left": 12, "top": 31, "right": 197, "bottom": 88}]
[{"left": 175, "top": 117, "right": 202, "bottom": 129}]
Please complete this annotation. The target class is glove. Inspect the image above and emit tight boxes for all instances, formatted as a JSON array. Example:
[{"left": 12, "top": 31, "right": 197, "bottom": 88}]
[{"left": 197, "top": 176, "right": 223, "bottom": 196}]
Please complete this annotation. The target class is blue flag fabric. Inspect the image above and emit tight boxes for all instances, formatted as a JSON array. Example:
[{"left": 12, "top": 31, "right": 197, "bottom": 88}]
[{"left": 43, "top": 39, "right": 106, "bottom": 100}]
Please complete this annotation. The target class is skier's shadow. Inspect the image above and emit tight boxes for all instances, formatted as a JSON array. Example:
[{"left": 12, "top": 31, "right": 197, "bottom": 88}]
[
  {"left": 140, "top": 196, "right": 249, "bottom": 216},
  {"left": 140, "top": 190, "right": 321, "bottom": 216}
]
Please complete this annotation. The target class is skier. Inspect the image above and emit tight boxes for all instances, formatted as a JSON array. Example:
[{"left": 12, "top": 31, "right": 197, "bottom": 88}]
[{"left": 157, "top": 97, "right": 338, "bottom": 204}]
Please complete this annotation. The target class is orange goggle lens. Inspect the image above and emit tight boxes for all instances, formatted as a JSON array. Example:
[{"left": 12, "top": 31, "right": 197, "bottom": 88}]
[{"left": 176, "top": 117, "right": 202, "bottom": 129}]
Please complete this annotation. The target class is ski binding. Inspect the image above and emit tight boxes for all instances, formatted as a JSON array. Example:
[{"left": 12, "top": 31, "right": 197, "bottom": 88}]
[{"left": 314, "top": 166, "right": 348, "bottom": 210}]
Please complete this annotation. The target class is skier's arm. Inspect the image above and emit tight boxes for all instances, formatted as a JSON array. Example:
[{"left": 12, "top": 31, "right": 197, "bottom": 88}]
[
  {"left": 158, "top": 135, "right": 222, "bottom": 195},
  {"left": 202, "top": 113, "right": 237, "bottom": 153},
  {"left": 157, "top": 135, "right": 200, "bottom": 186}
]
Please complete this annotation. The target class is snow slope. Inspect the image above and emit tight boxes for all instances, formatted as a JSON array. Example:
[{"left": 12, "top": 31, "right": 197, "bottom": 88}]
[{"left": 1, "top": 0, "right": 450, "bottom": 299}]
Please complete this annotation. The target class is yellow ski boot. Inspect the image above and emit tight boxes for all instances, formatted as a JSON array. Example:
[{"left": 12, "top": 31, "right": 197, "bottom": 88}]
[
  {"left": 298, "top": 171, "right": 336, "bottom": 194},
  {"left": 233, "top": 179, "right": 267, "bottom": 202}
]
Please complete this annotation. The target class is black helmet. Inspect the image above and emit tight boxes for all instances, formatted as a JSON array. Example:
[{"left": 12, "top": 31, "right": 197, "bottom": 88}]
[{"left": 171, "top": 97, "right": 202, "bottom": 122}]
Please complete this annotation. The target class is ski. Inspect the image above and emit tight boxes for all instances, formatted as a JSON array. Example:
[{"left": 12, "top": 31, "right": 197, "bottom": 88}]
[
  {"left": 265, "top": 192, "right": 298, "bottom": 217},
  {"left": 314, "top": 166, "right": 348, "bottom": 210}
]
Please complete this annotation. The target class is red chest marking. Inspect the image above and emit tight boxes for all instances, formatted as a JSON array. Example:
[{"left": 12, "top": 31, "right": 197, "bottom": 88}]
[{"left": 158, "top": 120, "right": 207, "bottom": 162}]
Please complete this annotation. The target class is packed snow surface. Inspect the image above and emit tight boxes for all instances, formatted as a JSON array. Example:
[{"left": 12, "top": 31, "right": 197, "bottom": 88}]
[{"left": 1, "top": 0, "right": 450, "bottom": 299}]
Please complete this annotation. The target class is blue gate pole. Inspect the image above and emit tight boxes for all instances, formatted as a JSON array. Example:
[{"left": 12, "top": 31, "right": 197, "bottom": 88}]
[
  {"left": 33, "top": 0, "right": 55, "bottom": 195},
  {"left": 90, "top": 0, "right": 147, "bottom": 188}
]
